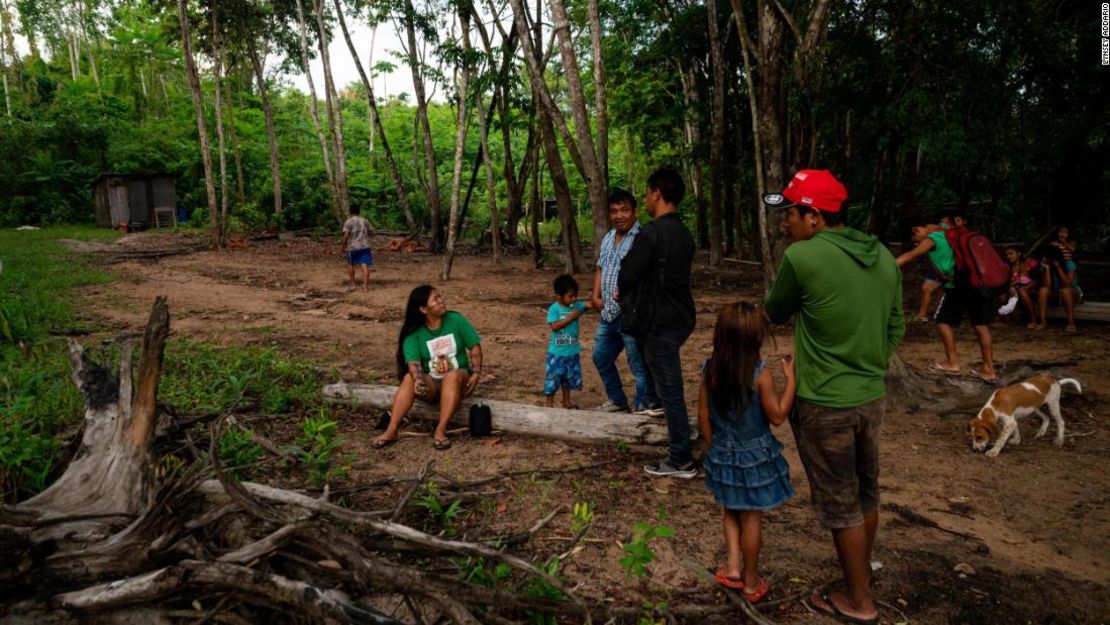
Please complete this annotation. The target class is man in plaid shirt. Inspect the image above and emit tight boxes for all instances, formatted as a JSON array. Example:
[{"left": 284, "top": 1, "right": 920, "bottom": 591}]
[{"left": 589, "top": 189, "right": 662, "bottom": 415}]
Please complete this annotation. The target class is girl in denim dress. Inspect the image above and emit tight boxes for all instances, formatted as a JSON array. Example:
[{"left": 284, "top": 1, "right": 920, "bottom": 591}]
[{"left": 697, "top": 302, "right": 796, "bottom": 603}]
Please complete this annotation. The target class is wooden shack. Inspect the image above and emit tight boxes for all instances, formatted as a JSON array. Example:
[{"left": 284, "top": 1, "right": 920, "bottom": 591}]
[{"left": 93, "top": 174, "right": 177, "bottom": 229}]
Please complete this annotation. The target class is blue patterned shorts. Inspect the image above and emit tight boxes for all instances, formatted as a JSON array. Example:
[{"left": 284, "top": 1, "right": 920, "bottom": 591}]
[{"left": 544, "top": 353, "right": 583, "bottom": 395}]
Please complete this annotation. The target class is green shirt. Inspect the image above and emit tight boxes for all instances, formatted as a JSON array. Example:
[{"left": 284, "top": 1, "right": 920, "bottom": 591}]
[
  {"left": 402, "top": 311, "right": 481, "bottom": 379},
  {"left": 547, "top": 301, "right": 587, "bottom": 356},
  {"left": 926, "top": 230, "right": 956, "bottom": 288},
  {"left": 764, "top": 228, "right": 905, "bottom": 408}
]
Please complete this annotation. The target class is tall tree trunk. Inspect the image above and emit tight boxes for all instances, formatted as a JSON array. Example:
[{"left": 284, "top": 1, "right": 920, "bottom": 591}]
[
  {"left": 248, "top": 42, "right": 282, "bottom": 218},
  {"left": 402, "top": 0, "right": 444, "bottom": 250},
  {"left": 525, "top": 2, "right": 583, "bottom": 274},
  {"left": 211, "top": 10, "right": 230, "bottom": 230},
  {"left": 68, "top": 31, "right": 78, "bottom": 81},
  {"left": 293, "top": 0, "right": 339, "bottom": 218},
  {"left": 705, "top": 0, "right": 726, "bottom": 266},
  {"left": 529, "top": 130, "right": 542, "bottom": 268},
  {"left": 334, "top": 0, "right": 416, "bottom": 231},
  {"left": 472, "top": 17, "right": 530, "bottom": 246},
  {"left": 313, "top": 0, "right": 350, "bottom": 224},
  {"left": 177, "top": 0, "right": 221, "bottom": 249},
  {"left": 586, "top": 0, "right": 607, "bottom": 183},
  {"left": 226, "top": 77, "right": 246, "bottom": 210},
  {"left": 677, "top": 64, "right": 707, "bottom": 249},
  {"left": 475, "top": 91, "right": 501, "bottom": 261},
  {"left": 546, "top": 0, "right": 608, "bottom": 248},
  {"left": 731, "top": 0, "right": 773, "bottom": 287},
  {"left": 0, "top": 41, "right": 11, "bottom": 119},
  {"left": 440, "top": 6, "right": 472, "bottom": 281}
]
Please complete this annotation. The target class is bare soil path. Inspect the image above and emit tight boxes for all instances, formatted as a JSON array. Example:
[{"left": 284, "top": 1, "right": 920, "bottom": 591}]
[{"left": 75, "top": 232, "right": 1110, "bottom": 624}]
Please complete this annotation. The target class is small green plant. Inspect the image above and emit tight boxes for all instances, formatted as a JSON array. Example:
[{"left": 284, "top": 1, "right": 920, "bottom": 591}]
[
  {"left": 417, "top": 482, "right": 465, "bottom": 534},
  {"left": 570, "top": 501, "right": 594, "bottom": 534},
  {"left": 218, "top": 427, "right": 264, "bottom": 479},
  {"left": 456, "top": 556, "right": 512, "bottom": 588},
  {"left": 615, "top": 440, "right": 630, "bottom": 453},
  {"left": 638, "top": 601, "right": 668, "bottom": 625},
  {"left": 523, "top": 557, "right": 565, "bottom": 625},
  {"left": 619, "top": 510, "right": 675, "bottom": 578},
  {"left": 294, "top": 411, "right": 348, "bottom": 487}
]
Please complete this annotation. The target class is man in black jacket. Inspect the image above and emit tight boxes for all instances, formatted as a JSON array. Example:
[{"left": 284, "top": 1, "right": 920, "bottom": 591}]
[{"left": 618, "top": 168, "right": 697, "bottom": 477}]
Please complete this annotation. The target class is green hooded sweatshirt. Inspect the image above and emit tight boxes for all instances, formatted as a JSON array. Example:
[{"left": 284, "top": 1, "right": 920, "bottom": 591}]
[{"left": 764, "top": 227, "right": 905, "bottom": 408}]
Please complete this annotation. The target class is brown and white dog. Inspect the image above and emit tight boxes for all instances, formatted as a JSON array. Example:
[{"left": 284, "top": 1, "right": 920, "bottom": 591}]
[{"left": 967, "top": 374, "right": 1082, "bottom": 457}]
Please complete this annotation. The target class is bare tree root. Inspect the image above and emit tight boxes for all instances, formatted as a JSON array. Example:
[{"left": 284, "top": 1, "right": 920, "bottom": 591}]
[{"left": 5, "top": 298, "right": 748, "bottom": 625}]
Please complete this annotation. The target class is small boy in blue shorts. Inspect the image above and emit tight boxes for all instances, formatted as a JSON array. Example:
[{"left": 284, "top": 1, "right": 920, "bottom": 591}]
[
  {"left": 545, "top": 275, "right": 594, "bottom": 409},
  {"left": 341, "top": 205, "right": 375, "bottom": 291}
]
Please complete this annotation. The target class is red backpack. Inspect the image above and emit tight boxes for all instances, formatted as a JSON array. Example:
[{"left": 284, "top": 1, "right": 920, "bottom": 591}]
[{"left": 945, "top": 226, "right": 1009, "bottom": 294}]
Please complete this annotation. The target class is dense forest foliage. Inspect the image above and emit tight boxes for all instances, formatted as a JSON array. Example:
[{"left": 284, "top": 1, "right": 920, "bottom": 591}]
[{"left": 0, "top": 0, "right": 1106, "bottom": 264}]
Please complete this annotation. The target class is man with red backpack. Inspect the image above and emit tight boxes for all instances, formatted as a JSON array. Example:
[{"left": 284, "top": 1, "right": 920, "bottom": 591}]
[{"left": 897, "top": 213, "right": 1001, "bottom": 383}]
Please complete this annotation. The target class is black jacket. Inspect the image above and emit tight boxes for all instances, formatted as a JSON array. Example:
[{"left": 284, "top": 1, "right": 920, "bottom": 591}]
[{"left": 618, "top": 212, "right": 696, "bottom": 337}]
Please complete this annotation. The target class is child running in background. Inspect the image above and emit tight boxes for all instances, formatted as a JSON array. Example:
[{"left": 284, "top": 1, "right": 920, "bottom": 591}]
[
  {"left": 997, "top": 245, "right": 1039, "bottom": 320},
  {"left": 341, "top": 205, "right": 375, "bottom": 291},
  {"left": 698, "top": 302, "right": 795, "bottom": 603},
  {"left": 544, "top": 275, "right": 593, "bottom": 409}
]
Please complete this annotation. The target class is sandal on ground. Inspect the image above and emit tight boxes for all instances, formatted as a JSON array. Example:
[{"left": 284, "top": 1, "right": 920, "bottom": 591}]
[
  {"left": 742, "top": 577, "right": 769, "bottom": 603},
  {"left": 372, "top": 436, "right": 398, "bottom": 449},
  {"left": 927, "top": 362, "right": 960, "bottom": 376},
  {"left": 969, "top": 369, "right": 999, "bottom": 384},
  {"left": 433, "top": 438, "right": 452, "bottom": 451},
  {"left": 713, "top": 570, "right": 744, "bottom": 590},
  {"left": 1065, "top": 324, "right": 1077, "bottom": 332},
  {"left": 803, "top": 590, "right": 879, "bottom": 625},
  {"left": 1027, "top": 323, "right": 1044, "bottom": 330}
]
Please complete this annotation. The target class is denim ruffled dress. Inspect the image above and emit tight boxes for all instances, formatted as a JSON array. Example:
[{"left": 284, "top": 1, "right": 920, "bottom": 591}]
[{"left": 703, "top": 360, "right": 794, "bottom": 510}]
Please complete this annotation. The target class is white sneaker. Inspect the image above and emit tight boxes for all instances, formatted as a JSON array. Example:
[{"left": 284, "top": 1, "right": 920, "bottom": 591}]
[
  {"left": 634, "top": 403, "right": 666, "bottom": 417},
  {"left": 998, "top": 295, "right": 1018, "bottom": 316},
  {"left": 595, "top": 400, "right": 630, "bottom": 413}
]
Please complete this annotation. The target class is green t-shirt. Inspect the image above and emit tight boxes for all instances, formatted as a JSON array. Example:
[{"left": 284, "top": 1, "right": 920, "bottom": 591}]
[
  {"left": 402, "top": 311, "right": 481, "bottom": 379},
  {"left": 765, "top": 228, "right": 905, "bottom": 408},
  {"left": 547, "top": 301, "right": 587, "bottom": 356},
  {"left": 926, "top": 230, "right": 956, "bottom": 288}
]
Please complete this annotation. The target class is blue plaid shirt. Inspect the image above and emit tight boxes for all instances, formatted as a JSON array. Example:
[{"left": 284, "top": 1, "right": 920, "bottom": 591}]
[{"left": 597, "top": 222, "right": 641, "bottom": 322}]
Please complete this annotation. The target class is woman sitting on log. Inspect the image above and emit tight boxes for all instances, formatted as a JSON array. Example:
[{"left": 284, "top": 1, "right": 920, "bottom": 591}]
[{"left": 374, "top": 285, "right": 483, "bottom": 450}]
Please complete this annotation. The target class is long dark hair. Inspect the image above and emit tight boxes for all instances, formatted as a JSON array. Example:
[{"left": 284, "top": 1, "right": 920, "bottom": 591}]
[
  {"left": 396, "top": 285, "right": 435, "bottom": 380},
  {"left": 706, "top": 302, "right": 772, "bottom": 414}
]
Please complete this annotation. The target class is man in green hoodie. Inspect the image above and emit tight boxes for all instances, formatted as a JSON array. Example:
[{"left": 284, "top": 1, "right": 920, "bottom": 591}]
[{"left": 763, "top": 170, "right": 904, "bottom": 625}]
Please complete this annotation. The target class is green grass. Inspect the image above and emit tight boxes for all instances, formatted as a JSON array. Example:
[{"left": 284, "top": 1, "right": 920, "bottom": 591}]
[
  {"left": 0, "top": 227, "right": 323, "bottom": 501},
  {"left": 0, "top": 226, "right": 119, "bottom": 344},
  {"left": 1, "top": 227, "right": 119, "bottom": 500}
]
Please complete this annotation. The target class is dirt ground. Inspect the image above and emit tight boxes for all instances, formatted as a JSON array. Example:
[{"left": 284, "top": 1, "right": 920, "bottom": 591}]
[{"left": 73, "top": 231, "right": 1109, "bottom": 624}]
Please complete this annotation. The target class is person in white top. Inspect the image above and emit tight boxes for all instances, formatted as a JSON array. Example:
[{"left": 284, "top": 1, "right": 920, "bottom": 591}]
[{"left": 341, "top": 206, "right": 375, "bottom": 291}]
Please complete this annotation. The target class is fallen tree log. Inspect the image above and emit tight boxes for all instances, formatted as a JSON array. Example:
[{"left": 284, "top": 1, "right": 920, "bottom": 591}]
[
  {"left": 6, "top": 299, "right": 774, "bottom": 625},
  {"left": 322, "top": 383, "right": 683, "bottom": 445}
]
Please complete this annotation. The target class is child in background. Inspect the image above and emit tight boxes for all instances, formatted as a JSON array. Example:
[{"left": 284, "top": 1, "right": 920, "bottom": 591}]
[
  {"left": 698, "top": 302, "right": 795, "bottom": 603},
  {"left": 341, "top": 205, "right": 375, "bottom": 291},
  {"left": 998, "top": 245, "right": 1038, "bottom": 320},
  {"left": 544, "top": 275, "right": 593, "bottom": 409}
]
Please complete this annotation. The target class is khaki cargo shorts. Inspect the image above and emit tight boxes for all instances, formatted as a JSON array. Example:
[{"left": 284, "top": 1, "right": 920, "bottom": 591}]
[{"left": 792, "top": 398, "right": 883, "bottom": 529}]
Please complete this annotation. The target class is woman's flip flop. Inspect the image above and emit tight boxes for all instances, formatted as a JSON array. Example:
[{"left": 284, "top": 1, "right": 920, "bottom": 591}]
[
  {"left": 742, "top": 577, "right": 769, "bottom": 603},
  {"left": 372, "top": 437, "right": 397, "bottom": 449},
  {"left": 803, "top": 590, "right": 879, "bottom": 625},
  {"left": 433, "top": 438, "right": 452, "bottom": 451},
  {"left": 927, "top": 362, "right": 961, "bottom": 376},
  {"left": 713, "top": 569, "right": 744, "bottom": 590}
]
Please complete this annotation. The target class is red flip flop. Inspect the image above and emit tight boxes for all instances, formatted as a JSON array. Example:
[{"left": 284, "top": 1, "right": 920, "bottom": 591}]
[
  {"left": 713, "top": 570, "right": 744, "bottom": 590},
  {"left": 742, "top": 577, "right": 769, "bottom": 603}
]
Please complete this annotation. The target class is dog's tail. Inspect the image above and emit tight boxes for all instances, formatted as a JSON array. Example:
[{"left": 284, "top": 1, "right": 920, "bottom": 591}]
[{"left": 1058, "top": 378, "right": 1082, "bottom": 394}]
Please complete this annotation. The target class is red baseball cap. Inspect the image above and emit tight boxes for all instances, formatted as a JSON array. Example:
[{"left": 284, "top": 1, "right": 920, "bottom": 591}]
[{"left": 762, "top": 169, "right": 848, "bottom": 213}]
